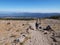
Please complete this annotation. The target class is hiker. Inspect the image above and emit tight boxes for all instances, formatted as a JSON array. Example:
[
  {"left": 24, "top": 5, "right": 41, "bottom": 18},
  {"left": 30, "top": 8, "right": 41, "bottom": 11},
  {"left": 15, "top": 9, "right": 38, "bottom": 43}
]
[
  {"left": 35, "top": 22, "right": 39, "bottom": 30},
  {"left": 35, "top": 18, "right": 42, "bottom": 30}
]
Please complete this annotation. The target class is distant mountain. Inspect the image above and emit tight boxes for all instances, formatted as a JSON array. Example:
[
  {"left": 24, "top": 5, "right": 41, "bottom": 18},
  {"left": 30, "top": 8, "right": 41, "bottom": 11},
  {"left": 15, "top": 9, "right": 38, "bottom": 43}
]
[{"left": 0, "top": 12, "right": 60, "bottom": 18}]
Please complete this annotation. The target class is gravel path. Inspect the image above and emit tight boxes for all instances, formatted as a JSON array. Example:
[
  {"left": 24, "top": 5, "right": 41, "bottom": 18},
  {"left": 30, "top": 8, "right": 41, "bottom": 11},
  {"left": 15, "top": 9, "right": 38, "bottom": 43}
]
[{"left": 24, "top": 30, "right": 50, "bottom": 45}]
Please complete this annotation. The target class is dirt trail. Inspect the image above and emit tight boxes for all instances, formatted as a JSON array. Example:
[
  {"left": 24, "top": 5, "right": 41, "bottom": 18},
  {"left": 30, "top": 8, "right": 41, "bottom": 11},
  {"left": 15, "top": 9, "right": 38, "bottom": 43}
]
[{"left": 24, "top": 30, "right": 50, "bottom": 45}]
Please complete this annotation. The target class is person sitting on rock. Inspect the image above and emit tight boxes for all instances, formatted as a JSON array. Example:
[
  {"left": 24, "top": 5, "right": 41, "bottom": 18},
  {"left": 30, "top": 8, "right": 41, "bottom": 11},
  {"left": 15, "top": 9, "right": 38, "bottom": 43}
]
[{"left": 43, "top": 25, "right": 53, "bottom": 31}]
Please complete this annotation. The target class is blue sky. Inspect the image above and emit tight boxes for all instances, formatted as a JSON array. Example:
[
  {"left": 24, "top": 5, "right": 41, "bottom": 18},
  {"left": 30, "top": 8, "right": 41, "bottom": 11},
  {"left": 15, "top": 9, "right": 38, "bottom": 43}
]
[{"left": 0, "top": 0, "right": 60, "bottom": 13}]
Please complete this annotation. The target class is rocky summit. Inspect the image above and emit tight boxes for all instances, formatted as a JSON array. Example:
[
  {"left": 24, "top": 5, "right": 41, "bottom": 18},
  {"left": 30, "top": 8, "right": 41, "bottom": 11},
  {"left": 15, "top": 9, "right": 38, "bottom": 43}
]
[{"left": 0, "top": 19, "right": 60, "bottom": 45}]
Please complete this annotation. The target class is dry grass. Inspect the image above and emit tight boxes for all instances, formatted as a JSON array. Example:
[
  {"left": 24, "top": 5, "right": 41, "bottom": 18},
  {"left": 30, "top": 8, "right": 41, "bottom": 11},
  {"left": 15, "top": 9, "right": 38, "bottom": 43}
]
[{"left": 0, "top": 19, "right": 60, "bottom": 45}]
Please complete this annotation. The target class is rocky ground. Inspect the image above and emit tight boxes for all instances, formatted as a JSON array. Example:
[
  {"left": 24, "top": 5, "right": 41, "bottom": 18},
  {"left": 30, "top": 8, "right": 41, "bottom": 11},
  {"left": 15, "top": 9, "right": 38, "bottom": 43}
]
[{"left": 0, "top": 19, "right": 60, "bottom": 45}]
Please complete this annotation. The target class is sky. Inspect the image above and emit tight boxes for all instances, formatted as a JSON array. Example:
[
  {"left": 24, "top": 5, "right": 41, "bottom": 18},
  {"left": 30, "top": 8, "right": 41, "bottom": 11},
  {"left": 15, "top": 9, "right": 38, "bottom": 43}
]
[{"left": 0, "top": 0, "right": 60, "bottom": 13}]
